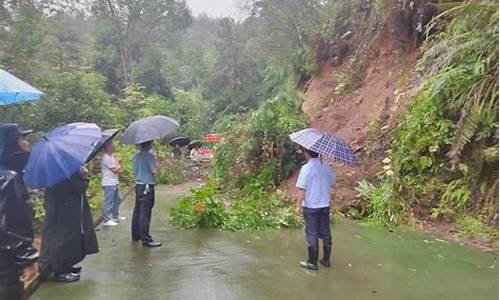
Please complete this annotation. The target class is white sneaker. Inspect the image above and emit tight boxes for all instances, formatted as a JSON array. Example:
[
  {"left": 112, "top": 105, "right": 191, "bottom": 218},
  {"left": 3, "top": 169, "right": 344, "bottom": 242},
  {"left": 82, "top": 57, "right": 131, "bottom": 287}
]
[
  {"left": 117, "top": 216, "right": 126, "bottom": 221},
  {"left": 103, "top": 219, "right": 119, "bottom": 226}
]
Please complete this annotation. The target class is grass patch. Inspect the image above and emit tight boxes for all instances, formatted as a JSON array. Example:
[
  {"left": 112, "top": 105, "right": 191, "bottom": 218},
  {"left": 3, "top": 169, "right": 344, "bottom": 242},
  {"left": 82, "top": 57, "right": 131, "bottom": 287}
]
[{"left": 456, "top": 216, "right": 498, "bottom": 241}]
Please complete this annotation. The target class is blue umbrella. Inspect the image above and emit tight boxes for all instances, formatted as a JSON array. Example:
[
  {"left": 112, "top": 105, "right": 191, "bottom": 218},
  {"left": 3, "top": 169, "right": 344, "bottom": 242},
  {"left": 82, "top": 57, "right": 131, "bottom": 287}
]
[
  {"left": 0, "top": 69, "right": 43, "bottom": 105},
  {"left": 24, "top": 122, "right": 102, "bottom": 189},
  {"left": 290, "top": 128, "right": 358, "bottom": 166}
]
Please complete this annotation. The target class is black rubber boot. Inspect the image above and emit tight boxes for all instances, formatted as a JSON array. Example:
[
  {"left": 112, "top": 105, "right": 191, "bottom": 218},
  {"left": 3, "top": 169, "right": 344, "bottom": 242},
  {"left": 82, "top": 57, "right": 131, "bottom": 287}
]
[
  {"left": 320, "top": 245, "right": 331, "bottom": 267},
  {"left": 300, "top": 246, "right": 318, "bottom": 270},
  {"left": 53, "top": 272, "right": 80, "bottom": 283}
]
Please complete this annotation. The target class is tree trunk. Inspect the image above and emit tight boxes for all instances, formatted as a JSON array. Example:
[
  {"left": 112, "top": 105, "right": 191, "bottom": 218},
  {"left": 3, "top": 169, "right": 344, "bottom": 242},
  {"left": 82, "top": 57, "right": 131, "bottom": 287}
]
[{"left": 106, "top": 0, "right": 131, "bottom": 88}]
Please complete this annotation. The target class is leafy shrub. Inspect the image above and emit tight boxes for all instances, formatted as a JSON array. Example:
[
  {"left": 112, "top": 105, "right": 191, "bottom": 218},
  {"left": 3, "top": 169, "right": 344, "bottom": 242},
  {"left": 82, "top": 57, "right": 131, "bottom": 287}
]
[
  {"left": 169, "top": 184, "right": 302, "bottom": 231},
  {"left": 432, "top": 179, "right": 471, "bottom": 219},
  {"left": 457, "top": 216, "right": 498, "bottom": 241},
  {"left": 292, "top": 46, "right": 318, "bottom": 82},
  {"left": 31, "top": 192, "right": 45, "bottom": 223},
  {"left": 229, "top": 190, "right": 301, "bottom": 230},
  {"left": 87, "top": 174, "right": 104, "bottom": 215},
  {"left": 356, "top": 178, "right": 403, "bottom": 228},
  {"left": 170, "top": 184, "right": 228, "bottom": 229},
  {"left": 364, "top": 3, "right": 498, "bottom": 227},
  {"left": 170, "top": 81, "right": 305, "bottom": 231}
]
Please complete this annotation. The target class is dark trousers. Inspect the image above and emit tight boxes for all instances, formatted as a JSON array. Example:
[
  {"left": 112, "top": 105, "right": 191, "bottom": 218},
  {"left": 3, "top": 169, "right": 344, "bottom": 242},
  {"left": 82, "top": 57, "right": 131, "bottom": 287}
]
[
  {"left": 131, "top": 184, "right": 155, "bottom": 243},
  {"left": 303, "top": 207, "right": 332, "bottom": 248},
  {"left": 0, "top": 251, "right": 22, "bottom": 300}
]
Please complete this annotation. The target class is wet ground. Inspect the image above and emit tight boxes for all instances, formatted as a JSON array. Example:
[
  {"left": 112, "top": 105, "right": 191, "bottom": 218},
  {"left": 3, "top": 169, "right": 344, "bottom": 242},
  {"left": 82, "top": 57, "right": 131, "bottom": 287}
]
[{"left": 33, "top": 183, "right": 498, "bottom": 300}]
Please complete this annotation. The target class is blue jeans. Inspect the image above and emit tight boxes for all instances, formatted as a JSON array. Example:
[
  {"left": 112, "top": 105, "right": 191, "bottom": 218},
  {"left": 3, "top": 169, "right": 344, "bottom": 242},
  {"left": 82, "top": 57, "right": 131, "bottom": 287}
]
[{"left": 102, "top": 185, "right": 122, "bottom": 220}]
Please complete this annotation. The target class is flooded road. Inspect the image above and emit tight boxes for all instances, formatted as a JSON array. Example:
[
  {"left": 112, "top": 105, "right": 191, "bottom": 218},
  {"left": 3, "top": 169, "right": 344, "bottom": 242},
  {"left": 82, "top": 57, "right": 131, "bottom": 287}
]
[{"left": 33, "top": 183, "right": 498, "bottom": 300}]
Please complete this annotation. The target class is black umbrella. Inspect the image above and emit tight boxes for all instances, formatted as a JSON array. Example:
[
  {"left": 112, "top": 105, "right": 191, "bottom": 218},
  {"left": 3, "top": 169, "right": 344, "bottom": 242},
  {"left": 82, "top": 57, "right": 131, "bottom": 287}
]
[
  {"left": 187, "top": 140, "right": 202, "bottom": 150},
  {"left": 86, "top": 128, "right": 120, "bottom": 163},
  {"left": 121, "top": 115, "right": 179, "bottom": 145},
  {"left": 169, "top": 137, "right": 191, "bottom": 147}
]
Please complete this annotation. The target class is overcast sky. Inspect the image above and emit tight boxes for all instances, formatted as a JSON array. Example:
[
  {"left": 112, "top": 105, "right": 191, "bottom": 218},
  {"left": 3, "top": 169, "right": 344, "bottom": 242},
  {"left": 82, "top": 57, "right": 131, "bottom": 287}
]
[{"left": 186, "top": 0, "right": 248, "bottom": 19}]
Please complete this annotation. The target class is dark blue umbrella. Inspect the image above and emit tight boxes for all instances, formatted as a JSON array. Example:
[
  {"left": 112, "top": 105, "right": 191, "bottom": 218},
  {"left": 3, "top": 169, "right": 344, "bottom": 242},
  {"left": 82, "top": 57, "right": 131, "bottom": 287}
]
[
  {"left": 289, "top": 128, "right": 358, "bottom": 166},
  {"left": 23, "top": 122, "right": 102, "bottom": 189},
  {"left": 0, "top": 69, "right": 43, "bottom": 105}
]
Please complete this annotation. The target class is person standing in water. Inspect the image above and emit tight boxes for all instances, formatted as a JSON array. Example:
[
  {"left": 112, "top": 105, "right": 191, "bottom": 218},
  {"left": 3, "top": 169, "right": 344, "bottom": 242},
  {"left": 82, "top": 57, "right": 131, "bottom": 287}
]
[
  {"left": 0, "top": 123, "right": 39, "bottom": 299},
  {"left": 131, "top": 141, "right": 161, "bottom": 247},
  {"left": 101, "top": 140, "right": 124, "bottom": 226},
  {"left": 295, "top": 149, "right": 335, "bottom": 270}
]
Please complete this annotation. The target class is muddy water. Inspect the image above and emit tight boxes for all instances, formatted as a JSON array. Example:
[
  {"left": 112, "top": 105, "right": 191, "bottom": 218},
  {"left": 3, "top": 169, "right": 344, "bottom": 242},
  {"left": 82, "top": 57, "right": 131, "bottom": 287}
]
[{"left": 32, "top": 184, "right": 498, "bottom": 300}]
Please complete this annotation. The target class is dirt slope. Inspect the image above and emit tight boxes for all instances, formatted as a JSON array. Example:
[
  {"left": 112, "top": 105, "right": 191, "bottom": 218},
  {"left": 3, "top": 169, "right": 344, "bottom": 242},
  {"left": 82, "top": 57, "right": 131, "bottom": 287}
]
[{"left": 284, "top": 39, "right": 419, "bottom": 211}]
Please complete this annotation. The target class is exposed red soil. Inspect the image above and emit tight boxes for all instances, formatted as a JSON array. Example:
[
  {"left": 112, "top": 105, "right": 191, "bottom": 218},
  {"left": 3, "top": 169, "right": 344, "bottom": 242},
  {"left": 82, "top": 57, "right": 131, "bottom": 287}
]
[
  {"left": 283, "top": 38, "right": 498, "bottom": 252},
  {"left": 284, "top": 37, "right": 419, "bottom": 210}
]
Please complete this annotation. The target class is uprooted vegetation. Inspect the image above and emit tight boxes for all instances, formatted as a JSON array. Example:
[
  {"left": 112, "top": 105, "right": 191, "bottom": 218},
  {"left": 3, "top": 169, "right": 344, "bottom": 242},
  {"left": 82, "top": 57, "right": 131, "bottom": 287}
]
[{"left": 170, "top": 81, "right": 306, "bottom": 230}]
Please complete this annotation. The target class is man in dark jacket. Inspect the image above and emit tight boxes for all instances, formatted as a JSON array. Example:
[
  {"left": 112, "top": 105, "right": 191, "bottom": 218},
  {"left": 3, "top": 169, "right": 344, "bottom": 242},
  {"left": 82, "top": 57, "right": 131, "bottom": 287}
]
[
  {"left": 39, "top": 171, "right": 99, "bottom": 282},
  {"left": 0, "top": 123, "right": 39, "bottom": 299}
]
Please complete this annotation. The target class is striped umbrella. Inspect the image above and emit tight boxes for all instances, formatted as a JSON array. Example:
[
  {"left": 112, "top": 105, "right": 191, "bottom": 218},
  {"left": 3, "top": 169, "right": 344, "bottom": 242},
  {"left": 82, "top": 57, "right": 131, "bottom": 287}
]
[{"left": 289, "top": 128, "right": 358, "bottom": 166}]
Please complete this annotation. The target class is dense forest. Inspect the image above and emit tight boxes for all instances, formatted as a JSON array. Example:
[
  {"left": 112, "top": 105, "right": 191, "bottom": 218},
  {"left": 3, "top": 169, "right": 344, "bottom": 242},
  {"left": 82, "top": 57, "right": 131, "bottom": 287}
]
[{"left": 1, "top": 0, "right": 498, "bottom": 241}]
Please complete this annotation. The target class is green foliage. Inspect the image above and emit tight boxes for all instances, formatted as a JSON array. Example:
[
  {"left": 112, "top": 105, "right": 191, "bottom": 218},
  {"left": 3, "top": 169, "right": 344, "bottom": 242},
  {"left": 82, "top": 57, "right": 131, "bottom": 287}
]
[
  {"left": 170, "top": 184, "right": 228, "bottom": 229},
  {"left": 391, "top": 86, "right": 454, "bottom": 201},
  {"left": 170, "top": 80, "right": 306, "bottom": 230},
  {"left": 291, "top": 46, "right": 319, "bottom": 82},
  {"left": 363, "top": 3, "right": 498, "bottom": 228},
  {"left": 228, "top": 190, "right": 301, "bottom": 230},
  {"left": 7, "top": 71, "right": 119, "bottom": 132},
  {"left": 31, "top": 193, "right": 45, "bottom": 223},
  {"left": 356, "top": 178, "right": 403, "bottom": 228},
  {"left": 457, "top": 216, "right": 498, "bottom": 241},
  {"left": 170, "top": 183, "right": 302, "bottom": 231},
  {"left": 0, "top": 1, "right": 44, "bottom": 79},
  {"left": 432, "top": 179, "right": 472, "bottom": 219},
  {"left": 87, "top": 174, "right": 104, "bottom": 215}
]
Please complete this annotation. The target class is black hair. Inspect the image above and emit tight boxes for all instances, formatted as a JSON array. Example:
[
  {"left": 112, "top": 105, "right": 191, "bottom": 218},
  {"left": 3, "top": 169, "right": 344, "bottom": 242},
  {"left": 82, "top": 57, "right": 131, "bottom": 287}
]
[
  {"left": 305, "top": 149, "right": 319, "bottom": 158},
  {"left": 140, "top": 141, "right": 152, "bottom": 150}
]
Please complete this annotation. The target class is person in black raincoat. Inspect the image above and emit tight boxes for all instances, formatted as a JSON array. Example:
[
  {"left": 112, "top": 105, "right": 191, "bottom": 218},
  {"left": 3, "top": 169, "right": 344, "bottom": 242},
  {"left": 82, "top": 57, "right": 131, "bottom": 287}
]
[
  {"left": 0, "top": 123, "right": 39, "bottom": 300},
  {"left": 39, "top": 170, "right": 99, "bottom": 282}
]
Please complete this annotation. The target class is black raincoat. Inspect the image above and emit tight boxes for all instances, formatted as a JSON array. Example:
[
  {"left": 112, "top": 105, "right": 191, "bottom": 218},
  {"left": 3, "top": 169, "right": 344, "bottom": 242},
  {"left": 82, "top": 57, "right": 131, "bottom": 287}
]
[
  {"left": 0, "top": 123, "right": 38, "bottom": 299},
  {"left": 39, "top": 172, "right": 98, "bottom": 274}
]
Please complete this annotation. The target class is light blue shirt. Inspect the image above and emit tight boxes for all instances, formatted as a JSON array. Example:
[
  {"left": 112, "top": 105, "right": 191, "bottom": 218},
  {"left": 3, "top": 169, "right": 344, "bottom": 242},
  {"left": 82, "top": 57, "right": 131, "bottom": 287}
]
[
  {"left": 296, "top": 158, "right": 336, "bottom": 208},
  {"left": 132, "top": 150, "right": 156, "bottom": 185}
]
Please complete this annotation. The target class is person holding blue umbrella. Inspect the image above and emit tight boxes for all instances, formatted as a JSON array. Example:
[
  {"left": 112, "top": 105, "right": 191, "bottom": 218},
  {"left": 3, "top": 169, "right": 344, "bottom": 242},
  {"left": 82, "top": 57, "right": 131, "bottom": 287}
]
[{"left": 24, "top": 122, "right": 101, "bottom": 283}]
